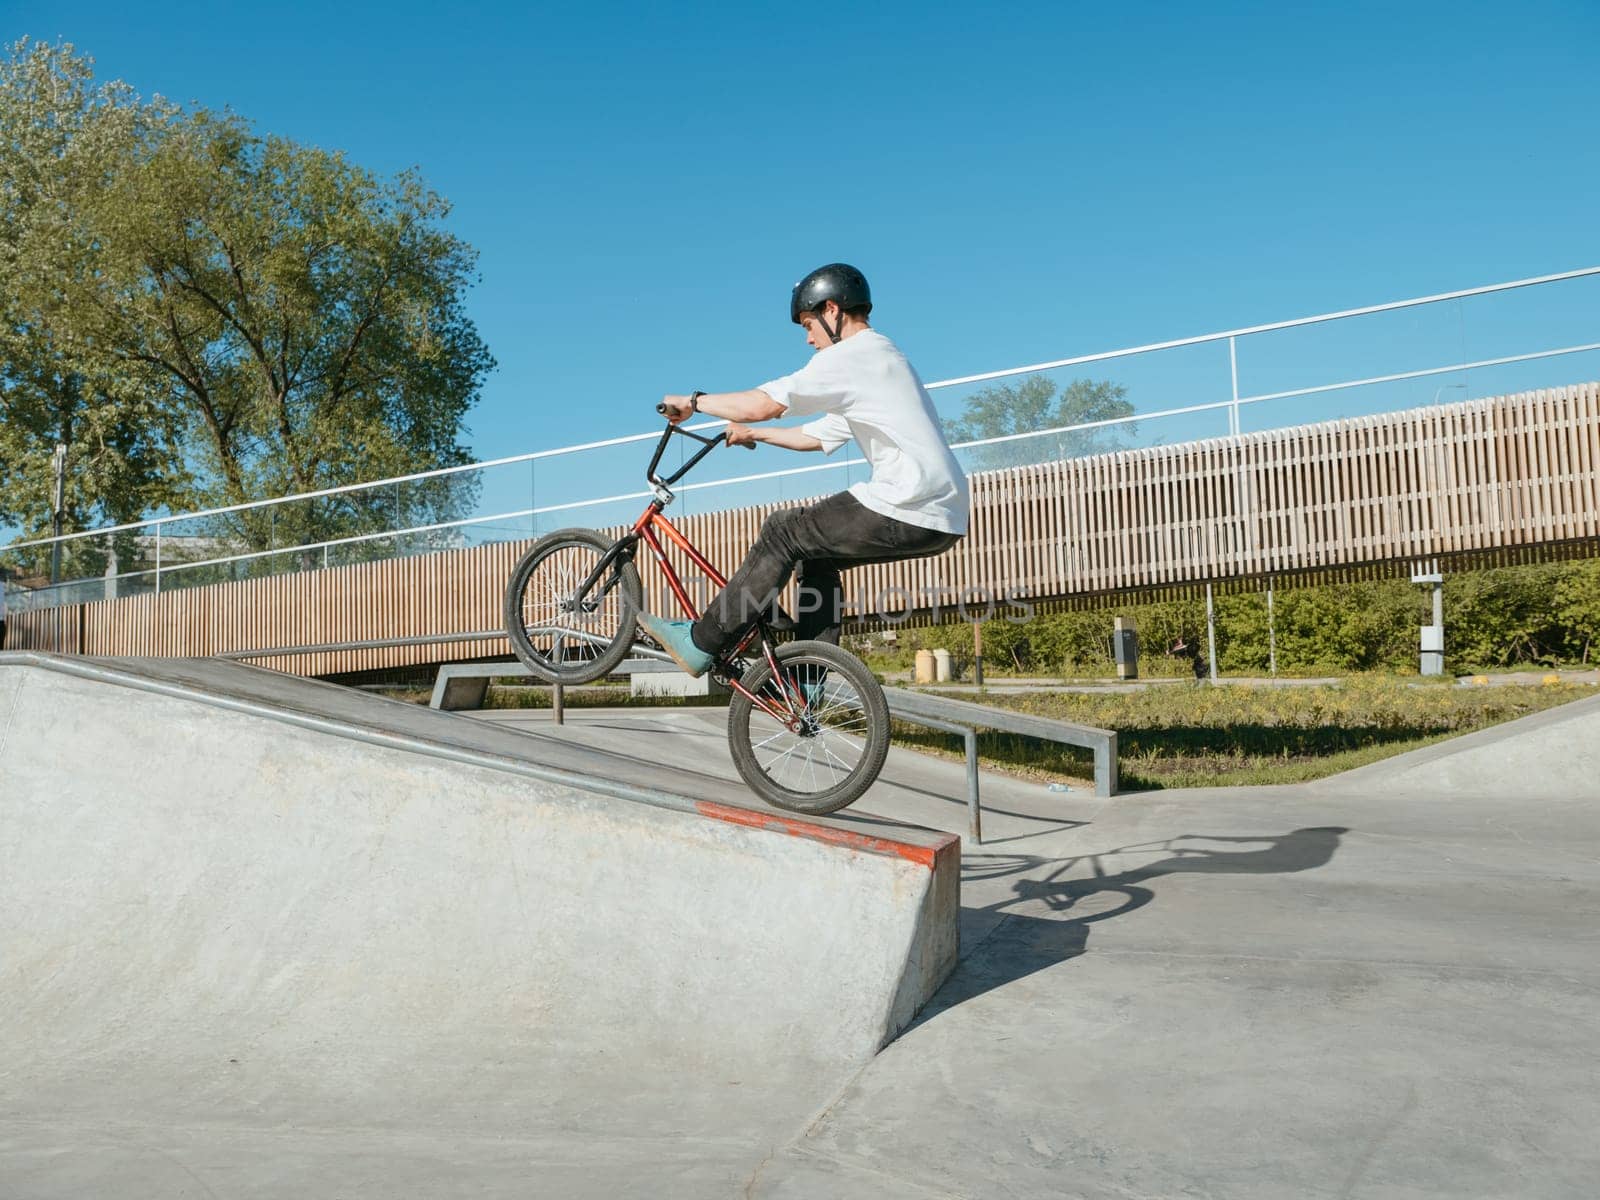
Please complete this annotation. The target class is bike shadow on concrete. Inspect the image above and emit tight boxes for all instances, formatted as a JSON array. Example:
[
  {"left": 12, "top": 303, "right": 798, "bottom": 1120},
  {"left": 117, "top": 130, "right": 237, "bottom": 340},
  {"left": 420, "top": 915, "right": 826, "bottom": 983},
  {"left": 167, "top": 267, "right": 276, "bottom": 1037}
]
[{"left": 931, "top": 826, "right": 1349, "bottom": 1020}]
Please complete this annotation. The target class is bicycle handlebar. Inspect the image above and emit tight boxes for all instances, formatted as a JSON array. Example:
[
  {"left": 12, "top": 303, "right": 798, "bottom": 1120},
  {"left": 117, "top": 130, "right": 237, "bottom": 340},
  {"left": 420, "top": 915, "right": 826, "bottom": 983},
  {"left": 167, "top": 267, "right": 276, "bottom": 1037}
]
[
  {"left": 647, "top": 403, "right": 755, "bottom": 489},
  {"left": 647, "top": 419, "right": 725, "bottom": 489}
]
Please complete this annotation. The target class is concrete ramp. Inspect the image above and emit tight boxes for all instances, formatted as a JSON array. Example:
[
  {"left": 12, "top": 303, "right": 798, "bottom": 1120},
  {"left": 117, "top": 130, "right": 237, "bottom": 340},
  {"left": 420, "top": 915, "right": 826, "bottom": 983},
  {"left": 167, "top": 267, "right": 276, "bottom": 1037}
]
[
  {"left": 0, "top": 653, "right": 957, "bottom": 1198},
  {"left": 1319, "top": 690, "right": 1600, "bottom": 800}
]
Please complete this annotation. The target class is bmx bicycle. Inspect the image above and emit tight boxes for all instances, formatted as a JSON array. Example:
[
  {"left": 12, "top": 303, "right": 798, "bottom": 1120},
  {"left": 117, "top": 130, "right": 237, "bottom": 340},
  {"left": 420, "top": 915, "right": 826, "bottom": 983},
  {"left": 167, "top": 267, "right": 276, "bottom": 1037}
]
[{"left": 502, "top": 415, "right": 890, "bottom": 814}]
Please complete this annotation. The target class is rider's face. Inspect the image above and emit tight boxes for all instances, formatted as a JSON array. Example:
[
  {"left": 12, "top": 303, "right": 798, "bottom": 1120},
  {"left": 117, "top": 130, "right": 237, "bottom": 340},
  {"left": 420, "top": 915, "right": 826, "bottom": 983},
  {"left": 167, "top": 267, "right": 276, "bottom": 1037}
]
[{"left": 799, "top": 304, "right": 838, "bottom": 351}]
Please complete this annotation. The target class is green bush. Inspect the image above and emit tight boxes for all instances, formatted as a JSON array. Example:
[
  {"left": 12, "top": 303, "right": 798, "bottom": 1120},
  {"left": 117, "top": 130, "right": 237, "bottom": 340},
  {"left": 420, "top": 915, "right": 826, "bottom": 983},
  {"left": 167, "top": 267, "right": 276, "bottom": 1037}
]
[{"left": 864, "top": 557, "right": 1600, "bottom": 678}]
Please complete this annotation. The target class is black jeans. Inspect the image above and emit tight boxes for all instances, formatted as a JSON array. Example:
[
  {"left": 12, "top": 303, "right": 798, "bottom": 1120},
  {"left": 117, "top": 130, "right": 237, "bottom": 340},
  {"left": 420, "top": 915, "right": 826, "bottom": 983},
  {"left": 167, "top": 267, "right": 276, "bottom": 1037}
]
[{"left": 692, "top": 491, "right": 961, "bottom": 654}]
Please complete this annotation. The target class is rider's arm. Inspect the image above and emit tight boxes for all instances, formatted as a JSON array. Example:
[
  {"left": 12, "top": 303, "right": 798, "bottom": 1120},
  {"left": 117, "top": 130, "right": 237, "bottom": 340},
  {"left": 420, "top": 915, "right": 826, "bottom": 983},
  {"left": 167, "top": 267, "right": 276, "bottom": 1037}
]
[
  {"left": 665, "top": 342, "right": 853, "bottom": 424},
  {"left": 661, "top": 390, "right": 784, "bottom": 423},
  {"left": 727, "top": 423, "right": 824, "bottom": 452}
]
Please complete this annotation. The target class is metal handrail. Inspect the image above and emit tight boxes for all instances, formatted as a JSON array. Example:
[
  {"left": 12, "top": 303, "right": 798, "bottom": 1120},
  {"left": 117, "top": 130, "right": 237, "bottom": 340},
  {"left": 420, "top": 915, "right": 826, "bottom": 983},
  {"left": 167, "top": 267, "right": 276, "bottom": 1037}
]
[
  {"left": 885, "top": 687, "right": 1118, "bottom": 800},
  {"left": 927, "top": 263, "right": 1600, "bottom": 390}
]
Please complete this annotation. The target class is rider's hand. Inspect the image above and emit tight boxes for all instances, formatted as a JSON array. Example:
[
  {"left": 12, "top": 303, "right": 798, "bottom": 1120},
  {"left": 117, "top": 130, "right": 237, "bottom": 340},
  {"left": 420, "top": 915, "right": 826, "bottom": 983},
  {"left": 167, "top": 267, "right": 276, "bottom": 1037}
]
[
  {"left": 724, "top": 422, "right": 760, "bottom": 449},
  {"left": 659, "top": 395, "right": 694, "bottom": 424}
]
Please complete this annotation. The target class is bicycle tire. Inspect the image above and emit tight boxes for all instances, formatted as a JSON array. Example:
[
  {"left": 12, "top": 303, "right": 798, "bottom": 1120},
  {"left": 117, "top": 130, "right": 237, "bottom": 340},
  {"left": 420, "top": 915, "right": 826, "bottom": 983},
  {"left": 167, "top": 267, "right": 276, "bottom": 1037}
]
[
  {"left": 727, "top": 640, "right": 891, "bottom": 815},
  {"left": 503, "top": 528, "right": 643, "bottom": 685}
]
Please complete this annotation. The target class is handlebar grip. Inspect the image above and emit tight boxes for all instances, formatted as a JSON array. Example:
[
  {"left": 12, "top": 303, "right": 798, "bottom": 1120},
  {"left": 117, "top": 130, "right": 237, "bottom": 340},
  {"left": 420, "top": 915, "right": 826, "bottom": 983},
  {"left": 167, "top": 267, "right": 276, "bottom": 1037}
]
[{"left": 655, "top": 402, "right": 669, "bottom": 415}]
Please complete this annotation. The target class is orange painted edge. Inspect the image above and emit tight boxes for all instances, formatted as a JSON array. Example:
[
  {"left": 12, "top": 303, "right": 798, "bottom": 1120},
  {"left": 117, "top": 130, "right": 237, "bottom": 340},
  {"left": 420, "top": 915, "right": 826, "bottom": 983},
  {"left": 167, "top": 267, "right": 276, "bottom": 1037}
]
[{"left": 695, "top": 800, "right": 959, "bottom": 869}]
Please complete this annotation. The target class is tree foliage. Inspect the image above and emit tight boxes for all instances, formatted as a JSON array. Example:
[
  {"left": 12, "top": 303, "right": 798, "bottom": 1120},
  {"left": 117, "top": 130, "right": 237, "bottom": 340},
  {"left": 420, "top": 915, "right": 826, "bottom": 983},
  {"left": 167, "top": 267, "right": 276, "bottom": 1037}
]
[
  {"left": 0, "top": 39, "right": 493, "bottom": 575},
  {"left": 0, "top": 40, "right": 187, "bottom": 561},
  {"left": 1554, "top": 559, "right": 1600, "bottom": 665},
  {"left": 944, "top": 376, "right": 1137, "bottom": 471}
]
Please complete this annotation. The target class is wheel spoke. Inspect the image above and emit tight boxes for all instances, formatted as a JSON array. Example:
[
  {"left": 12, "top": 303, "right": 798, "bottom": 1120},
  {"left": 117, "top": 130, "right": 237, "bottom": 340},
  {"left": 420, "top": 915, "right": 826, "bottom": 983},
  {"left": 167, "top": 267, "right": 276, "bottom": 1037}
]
[
  {"left": 818, "top": 743, "right": 850, "bottom": 778},
  {"left": 819, "top": 742, "right": 857, "bottom": 777},
  {"left": 758, "top": 737, "right": 807, "bottom": 775},
  {"left": 732, "top": 650, "right": 884, "bottom": 811},
  {"left": 750, "top": 727, "right": 792, "bottom": 752},
  {"left": 511, "top": 536, "right": 636, "bottom": 679}
]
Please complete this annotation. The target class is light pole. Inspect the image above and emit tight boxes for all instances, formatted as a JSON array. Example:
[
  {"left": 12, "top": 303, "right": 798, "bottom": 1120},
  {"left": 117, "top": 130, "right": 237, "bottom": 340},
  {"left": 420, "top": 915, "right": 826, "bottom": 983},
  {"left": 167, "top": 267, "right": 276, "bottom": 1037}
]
[{"left": 50, "top": 443, "right": 67, "bottom": 585}]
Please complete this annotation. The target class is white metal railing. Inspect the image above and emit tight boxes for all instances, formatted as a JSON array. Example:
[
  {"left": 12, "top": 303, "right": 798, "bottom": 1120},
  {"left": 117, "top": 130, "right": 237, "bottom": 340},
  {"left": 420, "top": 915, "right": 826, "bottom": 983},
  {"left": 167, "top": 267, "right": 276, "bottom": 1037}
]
[
  {"left": 5, "top": 263, "right": 1599, "bottom": 609},
  {"left": 926, "top": 264, "right": 1600, "bottom": 390}
]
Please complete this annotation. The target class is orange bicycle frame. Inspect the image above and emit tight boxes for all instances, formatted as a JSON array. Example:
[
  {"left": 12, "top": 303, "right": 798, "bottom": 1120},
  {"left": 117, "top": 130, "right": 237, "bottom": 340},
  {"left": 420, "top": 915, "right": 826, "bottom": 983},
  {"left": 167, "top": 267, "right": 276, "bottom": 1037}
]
[{"left": 627, "top": 505, "right": 807, "bottom": 722}]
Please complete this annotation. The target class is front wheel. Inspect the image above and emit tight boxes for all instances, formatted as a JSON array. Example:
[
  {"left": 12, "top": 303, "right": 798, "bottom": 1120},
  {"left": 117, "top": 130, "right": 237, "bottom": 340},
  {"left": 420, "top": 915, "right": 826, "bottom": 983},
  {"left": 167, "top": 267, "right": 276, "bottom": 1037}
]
[
  {"left": 503, "top": 528, "right": 642, "bottom": 684},
  {"left": 727, "top": 640, "right": 891, "bottom": 815}
]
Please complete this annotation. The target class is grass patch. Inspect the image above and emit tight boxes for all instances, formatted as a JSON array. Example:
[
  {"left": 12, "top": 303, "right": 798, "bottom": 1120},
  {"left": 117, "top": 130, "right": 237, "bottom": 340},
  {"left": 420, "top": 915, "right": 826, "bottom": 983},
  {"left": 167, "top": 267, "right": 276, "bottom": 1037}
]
[{"left": 893, "top": 675, "right": 1595, "bottom": 790}]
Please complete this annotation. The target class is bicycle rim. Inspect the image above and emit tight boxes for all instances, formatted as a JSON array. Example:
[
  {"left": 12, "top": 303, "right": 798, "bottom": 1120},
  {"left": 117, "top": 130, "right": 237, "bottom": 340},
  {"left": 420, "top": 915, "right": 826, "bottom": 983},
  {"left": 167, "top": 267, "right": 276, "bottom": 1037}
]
[
  {"left": 728, "top": 643, "right": 889, "bottom": 814},
  {"left": 508, "top": 532, "right": 638, "bottom": 683}
]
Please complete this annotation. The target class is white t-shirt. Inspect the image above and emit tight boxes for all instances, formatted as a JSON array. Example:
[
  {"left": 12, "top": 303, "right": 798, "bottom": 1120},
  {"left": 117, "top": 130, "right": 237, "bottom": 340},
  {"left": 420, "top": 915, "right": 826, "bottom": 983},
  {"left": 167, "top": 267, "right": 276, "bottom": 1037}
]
[{"left": 758, "top": 330, "right": 969, "bottom": 535}]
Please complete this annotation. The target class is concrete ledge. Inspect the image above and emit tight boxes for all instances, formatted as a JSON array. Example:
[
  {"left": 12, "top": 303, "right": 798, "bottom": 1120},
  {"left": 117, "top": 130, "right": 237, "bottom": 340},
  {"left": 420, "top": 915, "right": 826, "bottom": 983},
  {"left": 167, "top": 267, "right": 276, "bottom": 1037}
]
[
  {"left": 629, "top": 670, "right": 729, "bottom": 699},
  {"left": 430, "top": 657, "right": 674, "bottom": 710}
]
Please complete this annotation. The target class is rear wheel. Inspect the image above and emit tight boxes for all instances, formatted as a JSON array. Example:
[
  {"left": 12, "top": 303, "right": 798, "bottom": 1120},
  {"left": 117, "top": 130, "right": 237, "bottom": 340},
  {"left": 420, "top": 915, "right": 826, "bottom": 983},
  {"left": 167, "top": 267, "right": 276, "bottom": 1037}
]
[
  {"left": 727, "top": 640, "right": 890, "bottom": 815},
  {"left": 503, "top": 528, "right": 642, "bottom": 685}
]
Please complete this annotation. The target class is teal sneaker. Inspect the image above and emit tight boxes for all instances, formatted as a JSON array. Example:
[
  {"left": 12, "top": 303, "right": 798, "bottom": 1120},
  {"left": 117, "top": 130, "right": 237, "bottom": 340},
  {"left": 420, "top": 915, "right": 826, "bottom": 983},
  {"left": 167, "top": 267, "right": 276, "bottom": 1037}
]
[
  {"left": 775, "top": 669, "right": 828, "bottom": 711},
  {"left": 636, "top": 613, "right": 714, "bottom": 678},
  {"left": 800, "top": 673, "right": 829, "bottom": 710},
  {"left": 763, "top": 674, "right": 827, "bottom": 714}
]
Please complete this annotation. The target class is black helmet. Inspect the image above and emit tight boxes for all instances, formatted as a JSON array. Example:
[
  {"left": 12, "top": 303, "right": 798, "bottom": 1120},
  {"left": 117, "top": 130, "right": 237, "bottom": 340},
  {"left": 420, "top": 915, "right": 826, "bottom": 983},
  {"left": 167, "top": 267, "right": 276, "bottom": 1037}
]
[{"left": 790, "top": 263, "right": 872, "bottom": 325}]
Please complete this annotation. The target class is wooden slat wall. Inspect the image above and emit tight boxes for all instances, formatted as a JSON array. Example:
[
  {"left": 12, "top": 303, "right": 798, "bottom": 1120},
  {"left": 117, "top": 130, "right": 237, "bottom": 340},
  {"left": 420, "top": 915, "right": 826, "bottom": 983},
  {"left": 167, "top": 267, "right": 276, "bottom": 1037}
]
[{"left": 9, "top": 383, "right": 1600, "bottom": 675}]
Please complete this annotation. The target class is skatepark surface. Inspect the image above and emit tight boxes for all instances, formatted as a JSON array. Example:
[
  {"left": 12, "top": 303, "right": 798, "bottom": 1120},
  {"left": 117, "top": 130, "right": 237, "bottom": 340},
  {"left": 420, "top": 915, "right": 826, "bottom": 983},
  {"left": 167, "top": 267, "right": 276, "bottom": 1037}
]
[
  {"left": 3, "top": 653, "right": 1599, "bottom": 1197},
  {"left": 0, "top": 654, "right": 956, "bottom": 1198}
]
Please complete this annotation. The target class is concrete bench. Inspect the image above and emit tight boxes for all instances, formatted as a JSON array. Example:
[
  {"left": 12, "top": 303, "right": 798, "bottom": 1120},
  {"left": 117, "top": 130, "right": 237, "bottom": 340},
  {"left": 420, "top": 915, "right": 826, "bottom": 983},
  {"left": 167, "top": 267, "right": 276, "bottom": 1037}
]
[{"left": 430, "top": 658, "right": 676, "bottom": 711}]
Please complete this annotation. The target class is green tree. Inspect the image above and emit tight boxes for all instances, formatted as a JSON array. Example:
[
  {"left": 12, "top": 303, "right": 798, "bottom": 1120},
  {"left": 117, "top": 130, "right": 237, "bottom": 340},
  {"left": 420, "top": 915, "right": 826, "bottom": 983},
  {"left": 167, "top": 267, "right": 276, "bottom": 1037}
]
[
  {"left": 944, "top": 376, "right": 1137, "bottom": 471},
  {"left": 0, "top": 40, "right": 188, "bottom": 578},
  {"left": 70, "top": 109, "right": 494, "bottom": 556},
  {"left": 1, "top": 38, "right": 494, "bottom": 576}
]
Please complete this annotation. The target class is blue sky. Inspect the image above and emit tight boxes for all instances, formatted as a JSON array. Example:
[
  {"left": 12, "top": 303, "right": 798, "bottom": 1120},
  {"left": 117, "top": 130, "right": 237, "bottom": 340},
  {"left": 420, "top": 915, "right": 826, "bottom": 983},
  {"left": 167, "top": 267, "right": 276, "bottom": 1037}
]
[{"left": 7, "top": 0, "right": 1600, "bottom": 531}]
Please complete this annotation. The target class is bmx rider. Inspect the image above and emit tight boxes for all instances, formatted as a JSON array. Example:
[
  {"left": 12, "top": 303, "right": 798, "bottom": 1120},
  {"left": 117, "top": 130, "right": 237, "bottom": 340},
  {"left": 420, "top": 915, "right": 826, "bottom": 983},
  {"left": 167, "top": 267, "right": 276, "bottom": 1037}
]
[{"left": 640, "top": 263, "right": 969, "bottom": 675}]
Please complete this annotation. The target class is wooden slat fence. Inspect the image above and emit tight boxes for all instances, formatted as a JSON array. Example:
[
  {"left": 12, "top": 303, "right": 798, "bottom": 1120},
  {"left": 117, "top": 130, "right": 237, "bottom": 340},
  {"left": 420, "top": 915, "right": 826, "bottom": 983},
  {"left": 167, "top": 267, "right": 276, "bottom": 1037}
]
[{"left": 9, "top": 383, "right": 1600, "bottom": 676}]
